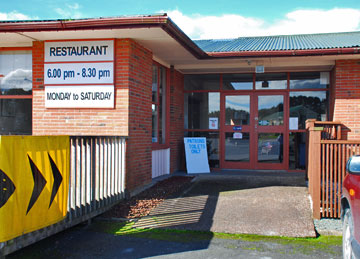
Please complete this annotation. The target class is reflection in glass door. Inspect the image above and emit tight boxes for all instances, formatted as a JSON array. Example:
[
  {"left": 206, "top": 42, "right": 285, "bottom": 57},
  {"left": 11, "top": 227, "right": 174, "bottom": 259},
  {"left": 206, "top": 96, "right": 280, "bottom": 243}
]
[
  {"left": 255, "top": 94, "right": 286, "bottom": 169},
  {"left": 223, "top": 94, "right": 252, "bottom": 167},
  {"left": 257, "top": 133, "right": 283, "bottom": 163}
]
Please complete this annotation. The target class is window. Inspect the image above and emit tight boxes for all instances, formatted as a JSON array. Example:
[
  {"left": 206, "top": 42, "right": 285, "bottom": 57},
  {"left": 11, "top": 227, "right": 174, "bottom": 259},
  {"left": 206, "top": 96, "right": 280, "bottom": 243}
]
[
  {"left": 152, "top": 64, "right": 167, "bottom": 144},
  {"left": 255, "top": 73, "right": 287, "bottom": 90},
  {"left": 289, "top": 91, "right": 328, "bottom": 129},
  {"left": 184, "top": 92, "right": 220, "bottom": 129},
  {"left": 290, "top": 72, "right": 329, "bottom": 89},
  {"left": 0, "top": 50, "right": 32, "bottom": 135},
  {"left": 184, "top": 74, "right": 220, "bottom": 90},
  {"left": 223, "top": 74, "right": 253, "bottom": 90}
]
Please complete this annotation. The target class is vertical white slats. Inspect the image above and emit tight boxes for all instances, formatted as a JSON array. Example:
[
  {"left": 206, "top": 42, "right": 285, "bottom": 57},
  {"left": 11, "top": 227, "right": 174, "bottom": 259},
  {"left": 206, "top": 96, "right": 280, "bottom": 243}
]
[
  {"left": 152, "top": 148, "right": 170, "bottom": 178},
  {"left": 165, "top": 148, "right": 170, "bottom": 176},
  {"left": 69, "top": 138, "right": 76, "bottom": 220},
  {"left": 114, "top": 138, "right": 119, "bottom": 199},
  {"left": 86, "top": 138, "right": 91, "bottom": 211},
  {"left": 99, "top": 138, "right": 104, "bottom": 207},
  {"left": 68, "top": 136, "right": 126, "bottom": 219},
  {"left": 80, "top": 138, "right": 86, "bottom": 213},
  {"left": 103, "top": 138, "right": 108, "bottom": 203},
  {"left": 75, "top": 138, "right": 81, "bottom": 217},
  {"left": 111, "top": 138, "right": 116, "bottom": 201},
  {"left": 121, "top": 138, "right": 126, "bottom": 198},
  {"left": 107, "top": 138, "right": 112, "bottom": 202},
  {"left": 95, "top": 137, "right": 100, "bottom": 209}
]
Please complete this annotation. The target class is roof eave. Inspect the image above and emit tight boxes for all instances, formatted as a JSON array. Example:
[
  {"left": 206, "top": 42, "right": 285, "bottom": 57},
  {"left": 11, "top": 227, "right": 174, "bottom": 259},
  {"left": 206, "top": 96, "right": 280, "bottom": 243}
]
[
  {"left": 0, "top": 15, "right": 209, "bottom": 59},
  {"left": 1, "top": 16, "right": 359, "bottom": 60},
  {"left": 206, "top": 47, "right": 360, "bottom": 58}
]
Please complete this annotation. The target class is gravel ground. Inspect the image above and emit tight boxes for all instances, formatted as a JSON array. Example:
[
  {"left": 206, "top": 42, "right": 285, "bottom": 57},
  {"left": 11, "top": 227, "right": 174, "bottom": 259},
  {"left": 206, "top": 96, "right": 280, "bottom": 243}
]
[
  {"left": 314, "top": 218, "right": 343, "bottom": 236},
  {"left": 103, "top": 176, "right": 194, "bottom": 219}
]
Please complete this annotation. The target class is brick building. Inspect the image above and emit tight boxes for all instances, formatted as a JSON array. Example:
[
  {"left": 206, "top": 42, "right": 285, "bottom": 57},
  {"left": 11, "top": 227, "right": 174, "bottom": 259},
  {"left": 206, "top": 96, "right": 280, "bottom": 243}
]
[{"left": 1, "top": 14, "right": 360, "bottom": 191}]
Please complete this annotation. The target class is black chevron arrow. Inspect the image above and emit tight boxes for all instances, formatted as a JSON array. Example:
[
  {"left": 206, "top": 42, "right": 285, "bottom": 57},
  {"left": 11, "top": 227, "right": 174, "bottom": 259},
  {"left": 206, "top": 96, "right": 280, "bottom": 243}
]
[
  {"left": 0, "top": 169, "right": 16, "bottom": 209},
  {"left": 27, "top": 155, "right": 47, "bottom": 215},
  {"left": 48, "top": 153, "right": 63, "bottom": 208}
]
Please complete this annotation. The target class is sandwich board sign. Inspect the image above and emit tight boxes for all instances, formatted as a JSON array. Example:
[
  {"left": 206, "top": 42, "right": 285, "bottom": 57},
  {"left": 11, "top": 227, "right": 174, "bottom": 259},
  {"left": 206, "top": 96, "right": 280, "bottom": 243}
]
[{"left": 184, "top": 137, "right": 210, "bottom": 174}]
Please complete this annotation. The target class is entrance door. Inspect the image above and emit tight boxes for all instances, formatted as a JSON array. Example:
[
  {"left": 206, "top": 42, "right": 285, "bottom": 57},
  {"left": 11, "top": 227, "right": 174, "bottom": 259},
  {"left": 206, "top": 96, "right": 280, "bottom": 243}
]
[{"left": 221, "top": 92, "right": 288, "bottom": 170}]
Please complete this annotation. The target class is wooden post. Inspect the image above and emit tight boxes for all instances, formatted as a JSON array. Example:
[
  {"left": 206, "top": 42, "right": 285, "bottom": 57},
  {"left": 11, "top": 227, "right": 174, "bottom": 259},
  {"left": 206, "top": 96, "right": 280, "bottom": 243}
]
[
  {"left": 307, "top": 125, "right": 322, "bottom": 219},
  {"left": 305, "top": 119, "right": 316, "bottom": 130},
  {"left": 337, "top": 124, "right": 342, "bottom": 140}
]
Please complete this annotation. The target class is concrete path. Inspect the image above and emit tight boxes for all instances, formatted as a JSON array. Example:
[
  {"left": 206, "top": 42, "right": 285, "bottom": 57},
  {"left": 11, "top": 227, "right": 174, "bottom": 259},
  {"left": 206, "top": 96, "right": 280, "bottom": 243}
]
[{"left": 135, "top": 172, "right": 316, "bottom": 237}]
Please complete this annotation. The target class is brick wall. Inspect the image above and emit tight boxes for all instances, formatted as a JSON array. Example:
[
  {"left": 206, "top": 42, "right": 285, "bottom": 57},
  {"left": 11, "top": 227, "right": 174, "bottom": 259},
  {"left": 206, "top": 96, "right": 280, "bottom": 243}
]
[
  {"left": 32, "top": 39, "right": 153, "bottom": 191},
  {"left": 169, "top": 67, "right": 185, "bottom": 173},
  {"left": 124, "top": 39, "right": 153, "bottom": 190},
  {"left": 333, "top": 60, "right": 360, "bottom": 139}
]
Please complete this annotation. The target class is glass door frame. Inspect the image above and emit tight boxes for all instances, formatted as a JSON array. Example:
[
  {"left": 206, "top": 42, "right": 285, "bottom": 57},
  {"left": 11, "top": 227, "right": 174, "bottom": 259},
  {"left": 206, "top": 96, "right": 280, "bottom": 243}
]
[
  {"left": 220, "top": 91, "right": 256, "bottom": 169},
  {"left": 254, "top": 91, "right": 289, "bottom": 170},
  {"left": 220, "top": 91, "right": 289, "bottom": 170}
]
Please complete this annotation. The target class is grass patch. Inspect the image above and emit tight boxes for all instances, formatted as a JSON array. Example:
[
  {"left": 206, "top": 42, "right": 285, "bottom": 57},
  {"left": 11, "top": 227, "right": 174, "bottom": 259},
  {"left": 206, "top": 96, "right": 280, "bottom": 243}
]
[
  {"left": 91, "top": 220, "right": 342, "bottom": 255},
  {"left": 91, "top": 221, "right": 213, "bottom": 242},
  {"left": 213, "top": 233, "right": 342, "bottom": 255}
]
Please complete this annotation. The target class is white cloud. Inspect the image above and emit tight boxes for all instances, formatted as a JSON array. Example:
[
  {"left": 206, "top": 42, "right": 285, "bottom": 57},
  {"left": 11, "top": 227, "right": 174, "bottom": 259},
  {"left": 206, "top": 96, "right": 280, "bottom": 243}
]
[
  {"left": 55, "top": 3, "right": 84, "bottom": 19},
  {"left": 0, "top": 11, "right": 37, "bottom": 20},
  {"left": 164, "top": 8, "right": 360, "bottom": 39}
]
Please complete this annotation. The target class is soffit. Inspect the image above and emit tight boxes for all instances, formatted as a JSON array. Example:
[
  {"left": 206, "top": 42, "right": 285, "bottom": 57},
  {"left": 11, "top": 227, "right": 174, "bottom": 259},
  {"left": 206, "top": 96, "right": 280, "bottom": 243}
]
[{"left": 0, "top": 27, "right": 198, "bottom": 65}]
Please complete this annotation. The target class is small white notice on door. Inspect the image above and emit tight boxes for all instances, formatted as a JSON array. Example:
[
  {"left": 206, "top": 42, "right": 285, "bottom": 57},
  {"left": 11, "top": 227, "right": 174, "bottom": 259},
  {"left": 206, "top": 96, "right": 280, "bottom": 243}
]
[
  {"left": 289, "top": 117, "right": 299, "bottom": 130},
  {"left": 233, "top": 132, "right": 243, "bottom": 139},
  {"left": 209, "top": 117, "right": 218, "bottom": 129}
]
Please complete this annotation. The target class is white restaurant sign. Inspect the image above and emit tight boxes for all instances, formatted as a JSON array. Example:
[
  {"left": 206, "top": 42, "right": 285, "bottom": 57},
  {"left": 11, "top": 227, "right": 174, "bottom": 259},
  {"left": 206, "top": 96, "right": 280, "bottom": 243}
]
[{"left": 44, "top": 40, "right": 114, "bottom": 108}]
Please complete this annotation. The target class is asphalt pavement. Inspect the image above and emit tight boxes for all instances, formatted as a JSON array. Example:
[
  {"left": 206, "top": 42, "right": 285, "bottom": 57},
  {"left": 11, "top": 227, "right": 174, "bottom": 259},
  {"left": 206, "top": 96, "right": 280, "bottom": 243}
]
[
  {"left": 7, "top": 171, "right": 342, "bottom": 258},
  {"left": 8, "top": 222, "right": 342, "bottom": 259}
]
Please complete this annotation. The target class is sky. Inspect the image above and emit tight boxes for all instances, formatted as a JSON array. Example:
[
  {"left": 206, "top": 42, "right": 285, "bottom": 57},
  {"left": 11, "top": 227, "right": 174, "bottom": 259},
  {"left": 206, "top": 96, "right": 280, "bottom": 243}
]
[{"left": 1, "top": 0, "right": 360, "bottom": 39}]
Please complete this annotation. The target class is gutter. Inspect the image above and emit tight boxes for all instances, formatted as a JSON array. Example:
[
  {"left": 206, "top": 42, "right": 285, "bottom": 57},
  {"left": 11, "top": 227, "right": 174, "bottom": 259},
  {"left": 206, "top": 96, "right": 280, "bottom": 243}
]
[
  {"left": 206, "top": 47, "right": 360, "bottom": 58},
  {"left": 0, "top": 16, "right": 170, "bottom": 31}
]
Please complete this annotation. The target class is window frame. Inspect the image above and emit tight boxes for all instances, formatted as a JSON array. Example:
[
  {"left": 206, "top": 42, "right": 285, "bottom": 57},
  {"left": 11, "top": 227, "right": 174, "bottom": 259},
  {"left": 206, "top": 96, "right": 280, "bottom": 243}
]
[
  {"left": 152, "top": 62, "right": 170, "bottom": 150},
  {"left": 0, "top": 47, "right": 33, "bottom": 135},
  {"left": 184, "top": 71, "right": 331, "bottom": 170}
]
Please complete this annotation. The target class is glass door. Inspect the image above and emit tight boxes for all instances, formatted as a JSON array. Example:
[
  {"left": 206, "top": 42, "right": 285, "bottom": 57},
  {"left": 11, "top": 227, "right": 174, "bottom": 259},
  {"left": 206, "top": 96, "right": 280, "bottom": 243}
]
[
  {"left": 255, "top": 93, "right": 288, "bottom": 169},
  {"left": 221, "top": 92, "right": 288, "bottom": 170},
  {"left": 221, "top": 93, "right": 255, "bottom": 169}
]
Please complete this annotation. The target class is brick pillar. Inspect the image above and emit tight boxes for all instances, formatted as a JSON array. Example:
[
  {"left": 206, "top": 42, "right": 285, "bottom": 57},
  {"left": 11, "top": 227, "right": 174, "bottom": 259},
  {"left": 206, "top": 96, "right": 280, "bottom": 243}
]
[
  {"left": 169, "top": 67, "right": 185, "bottom": 173},
  {"left": 121, "top": 39, "right": 153, "bottom": 191},
  {"left": 333, "top": 60, "right": 360, "bottom": 140}
]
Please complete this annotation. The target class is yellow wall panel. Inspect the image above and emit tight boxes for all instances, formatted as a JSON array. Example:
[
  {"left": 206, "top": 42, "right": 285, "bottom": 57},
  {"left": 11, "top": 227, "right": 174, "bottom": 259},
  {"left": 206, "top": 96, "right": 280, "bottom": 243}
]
[{"left": 0, "top": 136, "right": 69, "bottom": 242}]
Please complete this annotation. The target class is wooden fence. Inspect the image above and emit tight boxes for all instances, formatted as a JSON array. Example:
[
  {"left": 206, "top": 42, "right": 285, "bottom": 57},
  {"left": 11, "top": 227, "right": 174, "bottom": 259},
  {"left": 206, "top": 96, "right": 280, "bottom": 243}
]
[{"left": 307, "top": 119, "right": 360, "bottom": 219}]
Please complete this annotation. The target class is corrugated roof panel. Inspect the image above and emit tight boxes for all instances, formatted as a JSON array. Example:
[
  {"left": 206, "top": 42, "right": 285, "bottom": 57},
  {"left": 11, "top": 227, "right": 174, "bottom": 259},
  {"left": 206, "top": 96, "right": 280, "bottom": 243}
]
[{"left": 194, "top": 31, "right": 360, "bottom": 52}]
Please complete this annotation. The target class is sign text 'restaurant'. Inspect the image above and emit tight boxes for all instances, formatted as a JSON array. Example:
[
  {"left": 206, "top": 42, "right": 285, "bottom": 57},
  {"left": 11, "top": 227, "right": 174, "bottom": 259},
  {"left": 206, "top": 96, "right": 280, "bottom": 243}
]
[
  {"left": 49, "top": 45, "right": 109, "bottom": 57},
  {"left": 45, "top": 40, "right": 114, "bottom": 62}
]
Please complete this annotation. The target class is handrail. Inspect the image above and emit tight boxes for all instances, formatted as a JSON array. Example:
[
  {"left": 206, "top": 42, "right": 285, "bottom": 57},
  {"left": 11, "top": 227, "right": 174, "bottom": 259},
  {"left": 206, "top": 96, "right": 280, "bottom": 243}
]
[{"left": 321, "top": 140, "right": 360, "bottom": 144}]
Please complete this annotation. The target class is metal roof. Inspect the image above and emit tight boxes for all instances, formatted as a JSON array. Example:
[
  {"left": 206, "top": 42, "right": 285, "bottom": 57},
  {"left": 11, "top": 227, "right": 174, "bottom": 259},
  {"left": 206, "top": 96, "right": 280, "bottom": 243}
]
[{"left": 194, "top": 31, "right": 360, "bottom": 52}]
